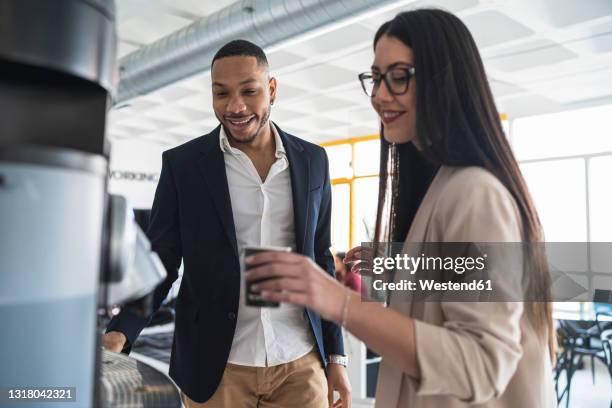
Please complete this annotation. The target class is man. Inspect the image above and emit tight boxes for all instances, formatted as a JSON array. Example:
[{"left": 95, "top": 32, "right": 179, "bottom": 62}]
[{"left": 104, "top": 40, "right": 351, "bottom": 407}]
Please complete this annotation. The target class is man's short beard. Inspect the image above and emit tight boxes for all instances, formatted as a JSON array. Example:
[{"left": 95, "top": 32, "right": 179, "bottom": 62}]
[{"left": 224, "top": 105, "right": 272, "bottom": 145}]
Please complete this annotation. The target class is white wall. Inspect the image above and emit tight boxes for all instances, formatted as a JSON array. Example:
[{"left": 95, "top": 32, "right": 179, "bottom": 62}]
[{"left": 108, "top": 139, "right": 167, "bottom": 209}]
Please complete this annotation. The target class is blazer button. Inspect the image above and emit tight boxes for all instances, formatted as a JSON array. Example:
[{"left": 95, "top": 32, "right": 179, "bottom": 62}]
[{"left": 228, "top": 312, "right": 236, "bottom": 320}]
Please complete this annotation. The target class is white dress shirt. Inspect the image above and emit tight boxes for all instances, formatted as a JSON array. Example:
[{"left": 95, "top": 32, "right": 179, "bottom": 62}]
[{"left": 220, "top": 124, "right": 315, "bottom": 367}]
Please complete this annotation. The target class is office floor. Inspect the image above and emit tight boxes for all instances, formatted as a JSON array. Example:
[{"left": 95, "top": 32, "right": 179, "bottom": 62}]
[{"left": 558, "top": 358, "right": 611, "bottom": 407}]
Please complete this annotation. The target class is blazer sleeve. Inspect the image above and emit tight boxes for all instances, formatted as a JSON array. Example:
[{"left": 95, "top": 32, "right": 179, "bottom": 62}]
[
  {"left": 315, "top": 149, "right": 345, "bottom": 357},
  {"left": 106, "top": 151, "right": 183, "bottom": 352},
  {"left": 413, "top": 174, "right": 524, "bottom": 403}
]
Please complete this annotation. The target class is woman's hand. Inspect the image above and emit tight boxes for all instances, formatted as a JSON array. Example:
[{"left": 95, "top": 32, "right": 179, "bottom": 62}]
[
  {"left": 344, "top": 245, "right": 373, "bottom": 277},
  {"left": 245, "top": 252, "right": 347, "bottom": 323}
]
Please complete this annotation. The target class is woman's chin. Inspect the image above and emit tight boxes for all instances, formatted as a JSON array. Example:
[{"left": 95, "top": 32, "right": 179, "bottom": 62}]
[{"left": 383, "top": 130, "right": 415, "bottom": 144}]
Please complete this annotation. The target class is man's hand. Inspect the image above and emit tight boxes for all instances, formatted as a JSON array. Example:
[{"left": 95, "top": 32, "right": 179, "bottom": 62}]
[
  {"left": 327, "top": 363, "right": 351, "bottom": 408},
  {"left": 102, "top": 331, "right": 127, "bottom": 353}
]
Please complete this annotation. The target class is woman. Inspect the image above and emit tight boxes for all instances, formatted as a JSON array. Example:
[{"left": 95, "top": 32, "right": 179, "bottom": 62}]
[{"left": 246, "top": 8, "right": 555, "bottom": 407}]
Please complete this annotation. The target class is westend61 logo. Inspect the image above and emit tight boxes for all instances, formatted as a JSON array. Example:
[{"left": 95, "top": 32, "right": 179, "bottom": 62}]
[{"left": 372, "top": 253, "right": 488, "bottom": 275}]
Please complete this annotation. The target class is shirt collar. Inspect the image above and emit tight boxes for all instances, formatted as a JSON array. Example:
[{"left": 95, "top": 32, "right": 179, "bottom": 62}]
[{"left": 219, "top": 123, "right": 286, "bottom": 159}]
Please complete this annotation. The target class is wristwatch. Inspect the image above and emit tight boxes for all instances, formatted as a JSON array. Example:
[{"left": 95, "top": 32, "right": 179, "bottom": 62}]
[{"left": 328, "top": 354, "right": 348, "bottom": 367}]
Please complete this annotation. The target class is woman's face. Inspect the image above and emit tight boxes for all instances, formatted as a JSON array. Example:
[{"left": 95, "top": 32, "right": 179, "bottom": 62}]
[{"left": 371, "top": 35, "right": 417, "bottom": 144}]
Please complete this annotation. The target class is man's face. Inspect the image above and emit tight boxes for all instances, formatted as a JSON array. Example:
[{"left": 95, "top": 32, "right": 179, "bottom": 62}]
[{"left": 211, "top": 56, "right": 276, "bottom": 144}]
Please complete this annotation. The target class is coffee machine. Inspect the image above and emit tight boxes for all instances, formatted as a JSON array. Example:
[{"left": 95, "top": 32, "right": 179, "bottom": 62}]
[{"left": 0, "top": 1, "right": 171, "bottom": 406}]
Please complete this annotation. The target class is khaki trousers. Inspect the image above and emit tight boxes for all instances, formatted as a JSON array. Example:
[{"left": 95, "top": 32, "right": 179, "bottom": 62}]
[{"left": 181, "top": 348, "right": 328, "bottom": 408}]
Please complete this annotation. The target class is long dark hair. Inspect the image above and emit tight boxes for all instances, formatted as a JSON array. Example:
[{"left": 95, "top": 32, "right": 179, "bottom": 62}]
[{"left": 372, "top": 9, "right": 554, "bottom": 357}]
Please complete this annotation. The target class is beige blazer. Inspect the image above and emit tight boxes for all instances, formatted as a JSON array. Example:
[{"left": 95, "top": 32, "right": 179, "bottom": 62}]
[{"left": 374, "top": 165, "right": 555, "bottom": 408}]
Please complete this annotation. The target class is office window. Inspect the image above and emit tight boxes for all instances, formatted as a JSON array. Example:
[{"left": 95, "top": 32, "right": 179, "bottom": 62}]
[
  {"left": 589, "top": 156, "right": 612, "bottom": 242},
  {"left": 512, "top": 104, "right": 612, "bottom": 307},
  {"left": 322, "top": 136, "right": 380, "bottom": 251},
  {"left": 352, "top": 177, "right": 379, "bottom": 246},
  {"left": 354, "top": 139, "right": 380, "bottom": 177},
  {"left": 331, "top": 183, "right": 350, "bottom": 252},
  {"left": 512, "top": 104, "right": 612, "bottom": 160},
  {"left": 519, "top": 159, "right": 587, "bottom": 242},
  {"left": 325, "top": 144, "right": 353, "bottom": 180},
  {"left": 588, "top": 156, "right": 612, "bottom": 274}
]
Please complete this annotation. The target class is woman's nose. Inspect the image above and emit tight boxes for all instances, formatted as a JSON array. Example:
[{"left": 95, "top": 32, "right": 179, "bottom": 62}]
[{"left": 373, "top": 80, "right": 394, "bottom": 103}]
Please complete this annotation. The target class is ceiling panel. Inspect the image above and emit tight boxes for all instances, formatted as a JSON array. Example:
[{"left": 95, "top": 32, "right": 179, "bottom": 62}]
[
  {"left": 176, "top": 93, "right": 214, "bottom": 111},
  {"left": 115, "top": 116, "right": 159, "bottom": 131},
  {"left": 497, "top": 93, "right": 560, "bottom": 118},
  {"left": 489, "top": 80, "right": 525, "bottom": 98},
  {"left": 360, "top": 0, "right": 479, "bottom": 31},
  {"left": 174, "top": 72, "right": 211, "bottom": 91},
  {"left": 281, "top": 94, "right": 356, "bottom": 115},
  {"left": 268, "top": 50, "right": 308, "bottom": 71},
  {"left": 295, "top": 24, "right": 374, "bottom": 56},
  {"left": 158, "top": 0, "right": 237, "bottom": 17},
  {"left": 463, "top": 11, "right": 534, "bottom": 49},
  {"left": 119, "top": 11, "right": 193, "bottom": 44},
  {"left": 278, "top": 125, "right": 310, "bottom": 136},
  {"left": 530, "top": 66, "right": 612, "bottom": 103},
  {"left": 168, "top": 123, "right": 212, "bottom": 137},
  {"left": 149, "top": 117, "right": 182, "bottom": 129},
  {"left": 121, "top": 125, "right": 155, "bottom": 138},
  {"left": 128, "top": 99, "right": 160, "bottom": 112},
  {"left": 270, "top": 106, "right": 304, "bottom": 123},
  {"left": 109, "top": 0, "right": 612, "bottom": 146},
  {"left": 283, "top": 115, "right": 348, "bottom": 131},
  {"left": 320, "top": 106, "right": 379, "bottom": 126},
  {"left": 487, "top": 41, "right": 578, "bottom": 72},
  {"left": 330, "top": 83, "right": 371, "bottom": 105},
  {"left": 568, "top": 31, "right": 612, "bottom": 55},
  {"left": 277, "top": 64, "right": 357, "bottom": 91},
  {"left": 329, "top": 46, "right": 374, "bottom": 73},
  {"left": 348, "top": 106, "right": 380, "bottom": 124},
  {"left": 145, "top": 105, "right": 212, "bottom": 122},
  {"left": 533, "top": 0, "right": 612, "bottom": 28},
  {"left": 274, "top": 82, "right": 310, "bottom": 103},
  {"left": 156, "top": 85, "right": 199, "bottom": 102}
]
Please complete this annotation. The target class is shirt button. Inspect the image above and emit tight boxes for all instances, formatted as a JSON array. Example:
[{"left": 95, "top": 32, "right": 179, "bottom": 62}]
[{"left": 228, "top": 312, "right": 236, "bottom": 320}]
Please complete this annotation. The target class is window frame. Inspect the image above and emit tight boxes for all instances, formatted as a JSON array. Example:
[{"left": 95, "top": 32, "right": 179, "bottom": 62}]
[{"left": 322, "top": 134, "right": 380, "bottom": 249}]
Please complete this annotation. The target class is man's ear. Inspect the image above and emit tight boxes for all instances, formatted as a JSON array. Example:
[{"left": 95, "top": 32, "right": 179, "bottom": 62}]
[{"left": 269, "top": 76, "right": 277, "bottom": 105}]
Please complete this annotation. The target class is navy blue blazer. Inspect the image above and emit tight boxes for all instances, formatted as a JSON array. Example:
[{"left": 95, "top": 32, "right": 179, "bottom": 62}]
[{"left": 106, "top": 123, "right": 344, "bottom": 403}]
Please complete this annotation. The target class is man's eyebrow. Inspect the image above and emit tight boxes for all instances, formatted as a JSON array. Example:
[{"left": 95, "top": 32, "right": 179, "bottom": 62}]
[
  {"left": 239, "top": 78, "right": 258, "bottom": 85},
  {"left": 212, "top": 78, "right": 258, "bottom": 87}
]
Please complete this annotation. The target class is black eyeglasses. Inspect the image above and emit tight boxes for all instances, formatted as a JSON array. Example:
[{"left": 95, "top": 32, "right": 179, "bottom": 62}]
[{"left": 358, "top": 67, "right": 416, "bottom": 97}]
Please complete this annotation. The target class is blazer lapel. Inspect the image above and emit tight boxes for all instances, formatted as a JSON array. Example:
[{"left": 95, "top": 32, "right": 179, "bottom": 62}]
[
  {"left": 393, "top": 165, "right": 453, "bottom": 317},
  {"left": 198, "top": 126, "right": 239, "bottom": 260},
  {"left": 276, "top": 124, "right": 308, "bottom": 254}
]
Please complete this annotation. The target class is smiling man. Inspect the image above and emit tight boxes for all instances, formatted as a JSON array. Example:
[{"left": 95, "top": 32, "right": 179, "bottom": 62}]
[{"left": 103, "top": 40, "right": 351, "bottom": 407}]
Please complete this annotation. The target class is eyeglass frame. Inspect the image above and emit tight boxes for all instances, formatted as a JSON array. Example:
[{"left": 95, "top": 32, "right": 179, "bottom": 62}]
[{"left": 357, "top": 66, "right": 416, "bottom": 97}]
